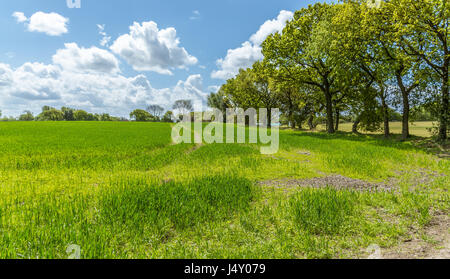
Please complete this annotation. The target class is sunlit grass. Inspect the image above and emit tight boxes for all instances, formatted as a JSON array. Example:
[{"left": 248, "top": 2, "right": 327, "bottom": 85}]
[
  {"left": 316, "top": 121, "right": 436, "bottom": 138},
  {"left": 0, "top": 121, "right": 448, "bottom": 258}
]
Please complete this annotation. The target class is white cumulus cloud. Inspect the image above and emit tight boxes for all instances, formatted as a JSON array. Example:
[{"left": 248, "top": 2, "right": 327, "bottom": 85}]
[
  {"left": 211, "top": 42, "right": 263, "bottom": 80},
  {"left": 13, "top": 11, "right": 69, "bottom": 36},
  {"left": 0, "top": 63, "right": 13, "bottom": 86},
  {"left": 0, "top": 61, "right": 208, "bottom": 117},
  {"left": 12, "top": 12, "right": 27, "bottom": 23},
  {"left": 8, "top": 62, "right": 62, "bottom": 100},
  {"left": 53, "top": 43, "right": 120, "bottom": 74},
  {"left": 110, "top": 21, "right": 198, "bottom": 75},
  {"left": 211, "top": 10, "right": 293, "bottom": 80}
]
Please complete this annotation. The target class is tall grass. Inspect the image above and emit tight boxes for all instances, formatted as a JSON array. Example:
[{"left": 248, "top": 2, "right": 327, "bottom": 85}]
[
  {"left": 290, "top": 187, "right": 359, "bottom": 235},
  {"left": 100, "top": 175, "right": 254, "bottom": 231},
  {"left": 0, "top": 175, "right": 253, "bottom": 258}
]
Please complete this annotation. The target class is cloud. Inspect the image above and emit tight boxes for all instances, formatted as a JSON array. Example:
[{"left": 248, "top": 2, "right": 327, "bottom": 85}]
[
  {"left": 211, "top": 42, "right": 263, "bottom": 80},
  {"left": 7, "top": 62, "right": 62, "bottom": 100},
  {"left": 110, "top": 21, "right": 198, "bottom": 75},
  {"left": 249, "top": 10, "right": 294, "bottom": 45},
  {"left": 148, "top": 74, "right": 208, "bottom": 111},
  {"left": 13, "top": 11, "right": 69, "bottom": 36},
  {"left": 0, "top": 63, "right": 13, "bottom": 86},
  {"left": 211, "top": 10, "right": 293, "bottom": 80},
  {"left": 190, "top": 10, "right": 201, "bottom": 20},
  {"left": 0, "top": 59, "right": 208, "bottom": 116},
  {"left": 52, "top": 43, "right": 120, "bottom": 74},
  {"left": 12, "top": 12, "right": 27, "bottom": 23},
  {"left": 97, "top": 24, "right": 112, "bottom": 47}
]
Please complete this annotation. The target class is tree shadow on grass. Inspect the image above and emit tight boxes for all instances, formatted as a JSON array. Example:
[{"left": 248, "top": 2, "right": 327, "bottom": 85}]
[{"left": 282, "top": 130, "right": 435, "bottom": 153}]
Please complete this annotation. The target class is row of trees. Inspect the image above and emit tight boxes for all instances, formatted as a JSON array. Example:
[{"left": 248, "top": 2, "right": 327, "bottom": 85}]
[
  {"left": 129, "top": 100, "right": 194, "bottom": 122},
  {"left": 0, "top": 107, "right": 125, "bottom": 122},
  {"left": 208, "top": 0, "right": 448, "bottom": 141},
  {"left": 1, "top": 99, "right": 196, "bottom": 123}
]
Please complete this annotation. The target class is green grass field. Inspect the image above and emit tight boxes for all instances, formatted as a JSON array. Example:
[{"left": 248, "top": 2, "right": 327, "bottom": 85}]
[{"left": 0, "top": 122, "right": 448, "bottom": 259}]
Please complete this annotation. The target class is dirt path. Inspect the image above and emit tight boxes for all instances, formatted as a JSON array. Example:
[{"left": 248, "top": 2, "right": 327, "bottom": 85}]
[
  {"left": 258, "top": 175, "right": 395, "bottom": 192},
  {"left": 183, "top": 130, "right": 204, "bottom": 154},
  {"left": 380, "top": 214, "right": 450, "bottom": 259}
]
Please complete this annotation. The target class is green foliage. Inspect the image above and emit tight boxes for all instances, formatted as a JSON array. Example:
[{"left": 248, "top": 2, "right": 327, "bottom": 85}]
[
  {"left": 18, "top": 111, "right": 34, "bottom": 121},
  {"left": 61, "top": 107, "right": 75, "bottom": 121},
  {"left": 73, "top": 110, "right": 96, "bottom": 121},
  {"left": 411, "top": 105, "right": 438, "bottom": 122},
  {"left": 207, "top": 90, "right": 231, "bottom": 122},
  {"left": 161, "top": 111, "right": 174, "bottom": 123},
  {"left": 130, "top": 109, "right": 157, "bottom": 122},
  {"left": 209, "top": 0, "right": 448, "bottom": 141},
  {"left": 37, "top": 108, "right": 64, "bottom": 121},
  {"left": 290, "top": 188, "right": 359, "bottom": 235}
]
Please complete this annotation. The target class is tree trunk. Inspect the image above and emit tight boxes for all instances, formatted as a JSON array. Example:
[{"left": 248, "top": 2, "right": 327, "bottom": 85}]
[
  {"left": 288, "top": 110, "right": 295, "bottom": 129},
  {"left": 335, "top": 108, "right": 340, "bottom": 131},
  {"left": 308, "top": 114, "right": 315, "bottom": 130},
  {"left": 438, "top": 61, "right": 449, "bottom": 141},
  {"left": 325, "top": 89, "right": 335, "bottom": 134},
  {"left": 396, "top": 71, "right": 410, "bottom": 141},
  {"left": 380, "top": 90, "right": 390, "bottom": 138},
  {"left": 290, "top": 121, "right": 296, "bottom": 129},
  {"left": 401, "top": 92, "right": 410, "bottom": 141},
  {"left": 352, "top": 116, "right": 361, "bottom": 134}
]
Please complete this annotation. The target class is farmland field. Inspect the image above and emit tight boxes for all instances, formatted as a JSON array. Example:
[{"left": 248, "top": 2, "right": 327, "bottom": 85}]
[{"left": 0, "top": 122, "right": 448, "bottom": 259}]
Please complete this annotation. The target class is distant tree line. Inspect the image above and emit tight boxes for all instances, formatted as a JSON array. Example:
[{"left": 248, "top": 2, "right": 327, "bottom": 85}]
[
  {"left": 0, "top": 99, "right": 198, "bottom": 123},
  {"left": 0, "top": 107, "right": 126, "bottom": 122},
  {"left": 129, "top": 100, "right": 197, "bottom": 122}
]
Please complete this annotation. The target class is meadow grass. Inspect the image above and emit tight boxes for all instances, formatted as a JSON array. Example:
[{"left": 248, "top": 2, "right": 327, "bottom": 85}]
[
  {"left": 0, "top": 121, "right": 448, "bottom": 258},
  {"left": 290, "top": 187, "right": 359, "bottom": 235}
]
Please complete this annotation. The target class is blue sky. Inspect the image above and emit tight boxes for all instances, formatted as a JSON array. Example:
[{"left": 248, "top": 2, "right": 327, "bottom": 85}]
[{"left": 0, "top": 0, "right": 316, "bottom": 117}]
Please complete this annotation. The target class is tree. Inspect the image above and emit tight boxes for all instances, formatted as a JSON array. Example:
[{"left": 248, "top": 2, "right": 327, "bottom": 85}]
[
  {"left": 19, "top": 111, "right": 34, "bottom": 121},
  {"left": 362, "top": 0, "right": 423, "bottom": 139},
  {"left": 161, "top": 111, "right": 174, "bottom": 122},
  {"left": 130, "top": 109, "right": 155, "bottom": 122},
  {"left": 61, "top": 107, "right": 75, "bottom": 121},
  {"left": 207, "top": 89, "right": 231, "bottom": 122},
  {"left": 146, "top": 105, "right": 164, "bottom": 120},
  {"left": 99, "top": 113, "right": 114, "bottom": 121},
  {"left": 42, "top": 106, "right": 54, "bottom": 112},
  {"left": 252, "top": 61, "right": 279, "bottom": 127},
  {"left": 386, "top": 0, "right": 449, "bottom": 140},
  {"left": 219, "top": 63, "right": 278, "bottom": 127},
  {"left": 74, "top": 110, "right": 89, "bottom": 121},
  {"left": 37, "top": 108, "right": 64, "bottom": 121},
  {"left": 330, "top": 1, "right": 393, "bottom": 137},
  {"left": 172, "top": 100, "right": 193, "bottom": 118},
  {"left": 221, "top": 68, "right": 260, "bottom": 110},
  {"left": 262, "top": 3, "right": 348, "bottom": 133}
]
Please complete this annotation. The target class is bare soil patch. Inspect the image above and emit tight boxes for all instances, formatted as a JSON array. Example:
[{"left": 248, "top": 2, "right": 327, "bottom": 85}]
[
  {"left": 380, "top": 213, "right": 450, "bottom": 259},
  {"left": 258, "top": 175, "right": 395, "bottom": 192}
]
